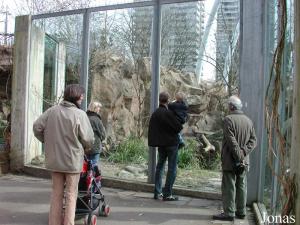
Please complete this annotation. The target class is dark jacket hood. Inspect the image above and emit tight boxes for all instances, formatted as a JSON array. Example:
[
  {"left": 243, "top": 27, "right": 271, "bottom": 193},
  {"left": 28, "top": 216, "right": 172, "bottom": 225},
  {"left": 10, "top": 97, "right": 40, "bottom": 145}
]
[{"left": 86, "top": 110, "right": 102, "bottom": 120}]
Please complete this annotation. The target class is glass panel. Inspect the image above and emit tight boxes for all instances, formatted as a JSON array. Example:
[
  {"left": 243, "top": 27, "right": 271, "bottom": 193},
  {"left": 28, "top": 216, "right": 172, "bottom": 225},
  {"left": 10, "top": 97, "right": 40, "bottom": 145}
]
[
  {"left": 13, "top": 1, "right": 90, "bottom": 14},
  {"left": 263, "top": 0, "right": 294, "bottom": 216},
  {"left": 274, "top": 0, "right": 294, "bottom": 215},
  {"left": 29, "top": 14, "right": 83, "bottom": 165},
  {"left": 158, "top": 0, "right": 240, "bottom": 193},
  {"left": 216, "top": 0, "right": 240, "bottom": 94},
  {"left": 263, "top": 0, "right": 277, "bottom": 214},
  {"left": 87, "top": 7, "right": 153, "bottom": 182},
  {"left": 33, "top": 14, "right": 83, "bottom": 85}
]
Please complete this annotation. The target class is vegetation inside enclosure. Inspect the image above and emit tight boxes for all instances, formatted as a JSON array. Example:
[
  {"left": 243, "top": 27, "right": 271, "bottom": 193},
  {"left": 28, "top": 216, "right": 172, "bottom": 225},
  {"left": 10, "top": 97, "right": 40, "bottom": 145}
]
[
  {"left": 178, "top": 139, "right": 199, "bottom": 169},
  {"left": 106, "top": 136, "right": 221, "bottom": 170},
  {"left": 178, "top": 138, "right": 221, "bottom": 171},
  {"left": 106, "top": 135, "right": 148, "bottom": 164}
]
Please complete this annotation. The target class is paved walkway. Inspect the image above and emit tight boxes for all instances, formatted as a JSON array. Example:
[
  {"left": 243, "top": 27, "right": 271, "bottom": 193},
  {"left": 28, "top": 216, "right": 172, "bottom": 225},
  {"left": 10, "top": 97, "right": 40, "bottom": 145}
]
[{"left": 0, "top": 174, "right": 256, "bottom": 225}]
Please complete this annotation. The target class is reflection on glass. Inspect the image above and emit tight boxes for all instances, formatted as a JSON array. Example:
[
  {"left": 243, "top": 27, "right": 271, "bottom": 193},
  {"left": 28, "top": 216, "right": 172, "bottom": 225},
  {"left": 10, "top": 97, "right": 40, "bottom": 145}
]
[
  {"left": 29, "top": 15, "right": 83, "bottom": 164},
  {"left": 43, "top": 34, "right": 58, "bottom": 111},
  {"left": 87, "top": 7, "right": 153, "bottom": 182},
  {"left": 263, "top": 0, "right": 277, "bottom": 214},
  {"left": 263, "top": 0, "right": 294, "bottom": 216},
  {"left": 158, "top": 1, "right": 240, "bottom": 193},
  {"left": 216, "top": 0, "right": 240, "bottom": 95},
  {"left": 33, "top": 15, "right": 83, "bottom": 86}
]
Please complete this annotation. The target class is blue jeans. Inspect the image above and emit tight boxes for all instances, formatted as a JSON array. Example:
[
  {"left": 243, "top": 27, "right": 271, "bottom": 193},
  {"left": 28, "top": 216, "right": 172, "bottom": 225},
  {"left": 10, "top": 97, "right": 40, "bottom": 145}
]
[
  {"left": 154, "top": 145, "right": 179, "bottom": 197},
  {"left": 86, "top": 153, "right": 100, "bottom": 165}
]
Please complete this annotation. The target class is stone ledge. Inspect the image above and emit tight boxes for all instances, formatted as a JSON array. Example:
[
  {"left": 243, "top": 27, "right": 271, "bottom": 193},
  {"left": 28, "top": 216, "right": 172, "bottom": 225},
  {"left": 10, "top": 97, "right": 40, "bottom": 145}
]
[
  {"left": 253, "top": 202, "right": 266, "bottom": 225},
  {"left": 23, "top": 165, "right": 221, "bottom": 200}
]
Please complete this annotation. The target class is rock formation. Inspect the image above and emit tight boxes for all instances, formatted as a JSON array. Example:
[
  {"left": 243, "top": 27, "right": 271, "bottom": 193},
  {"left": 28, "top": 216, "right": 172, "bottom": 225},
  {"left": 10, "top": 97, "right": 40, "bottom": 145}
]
[{"left": 89, "top": 51, "right": 228, "bottom": 151}]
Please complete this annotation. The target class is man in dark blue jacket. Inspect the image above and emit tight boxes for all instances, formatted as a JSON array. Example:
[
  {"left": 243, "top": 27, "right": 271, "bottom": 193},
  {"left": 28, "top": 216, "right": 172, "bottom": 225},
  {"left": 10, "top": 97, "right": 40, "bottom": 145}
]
[{"left": 148, "top": 92, "right": 183, "bottom": 201}]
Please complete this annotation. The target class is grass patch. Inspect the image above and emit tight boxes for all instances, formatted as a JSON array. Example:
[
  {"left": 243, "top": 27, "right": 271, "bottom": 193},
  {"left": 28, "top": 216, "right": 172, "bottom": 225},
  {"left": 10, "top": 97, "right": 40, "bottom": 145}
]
[
  {"left": 107, "top": 135, "right": 148, "bottom": 164},
  {"left": 178, "top": 139, "right": 199, "bottom": 169}
]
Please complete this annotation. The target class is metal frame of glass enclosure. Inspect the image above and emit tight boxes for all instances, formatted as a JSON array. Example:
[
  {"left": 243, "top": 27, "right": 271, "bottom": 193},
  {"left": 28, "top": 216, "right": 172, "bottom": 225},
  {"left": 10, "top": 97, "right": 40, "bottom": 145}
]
[
  {"left": 31, "top": 0, "right": 202, "bottom": 184},
  {"left": 25, "top": 1, "right": 297, "bottom": 215},
  {"left": 240, "top": 0, "right": 296, "bottom": 218}
]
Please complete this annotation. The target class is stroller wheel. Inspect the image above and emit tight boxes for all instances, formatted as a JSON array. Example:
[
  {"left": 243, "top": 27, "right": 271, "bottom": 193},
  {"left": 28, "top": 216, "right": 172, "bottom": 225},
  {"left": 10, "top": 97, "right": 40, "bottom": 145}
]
[
  {"left": 104, "top": 205, "right": 110, "bottom": 216},
  {"left": 84, "top": 214, "right": 97, "bottom": 225},
  {"left": 98, "top": 204, "right": 110, "bottom": 217},
  {"left": 91, "top": 215, "right": 97, "bottom": 225}
]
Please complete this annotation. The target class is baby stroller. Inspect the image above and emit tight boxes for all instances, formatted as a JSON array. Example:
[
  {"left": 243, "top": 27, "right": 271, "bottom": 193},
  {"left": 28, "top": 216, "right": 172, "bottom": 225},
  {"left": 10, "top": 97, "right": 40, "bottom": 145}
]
[{"left": 75, "top": 156, "right": 110, "bottom": 225}]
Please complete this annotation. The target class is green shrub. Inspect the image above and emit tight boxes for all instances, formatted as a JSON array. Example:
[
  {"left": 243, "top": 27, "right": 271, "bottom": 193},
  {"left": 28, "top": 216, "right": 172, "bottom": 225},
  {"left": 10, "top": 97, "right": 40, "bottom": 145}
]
[
  {"left": 107, "top": 135, "right": 148, "bottom": 164},
  {"left": 178, "top": 139, "right": 199, "bottom": 169}
]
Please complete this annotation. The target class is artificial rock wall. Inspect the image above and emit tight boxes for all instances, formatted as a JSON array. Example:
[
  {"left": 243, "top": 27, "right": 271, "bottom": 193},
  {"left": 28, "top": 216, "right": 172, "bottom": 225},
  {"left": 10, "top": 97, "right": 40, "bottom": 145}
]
[{"left": 89, "top": 51, "right": 227, "bottom": 147}]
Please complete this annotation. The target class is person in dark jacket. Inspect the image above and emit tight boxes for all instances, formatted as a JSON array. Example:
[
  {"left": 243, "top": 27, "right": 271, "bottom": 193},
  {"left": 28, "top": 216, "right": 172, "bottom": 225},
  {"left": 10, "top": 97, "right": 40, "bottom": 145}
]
[
  {"left": 213, "top": 96, "right": 257, "bottom": 221},
  {"left": 168, "top": 92, "right": 188, "bottom": 148},
  {"left": 148, "top": 92, "right": 183, "bottom": 201},
  {"left": 86, "top": 101, "right": 106, "bottom": 165}
]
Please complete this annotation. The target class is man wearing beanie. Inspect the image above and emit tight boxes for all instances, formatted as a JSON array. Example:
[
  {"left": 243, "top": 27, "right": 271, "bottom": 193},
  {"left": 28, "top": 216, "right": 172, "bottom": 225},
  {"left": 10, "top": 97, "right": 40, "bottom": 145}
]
[{"left": 213, "top": 95, "right": 257, "bottom": 221}]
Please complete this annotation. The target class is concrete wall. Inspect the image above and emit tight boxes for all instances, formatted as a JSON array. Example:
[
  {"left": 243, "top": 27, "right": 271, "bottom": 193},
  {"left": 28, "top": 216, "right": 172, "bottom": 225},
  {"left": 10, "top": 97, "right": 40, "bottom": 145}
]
[
  {"left": 11, "top": 16, "right": 32, "bottom": 170},
  {"left": 12, "top": 16, "right": 45, "bottom": 168},
  {"left": 26, "top": 26, "right": 45, "bottom": 164}
]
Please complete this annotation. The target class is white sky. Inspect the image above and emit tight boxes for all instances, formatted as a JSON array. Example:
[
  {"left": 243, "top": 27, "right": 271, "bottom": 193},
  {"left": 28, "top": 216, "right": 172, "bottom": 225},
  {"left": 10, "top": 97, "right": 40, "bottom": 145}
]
[{"left": 0, "top": 0, "right": 217, "bottom": 80}]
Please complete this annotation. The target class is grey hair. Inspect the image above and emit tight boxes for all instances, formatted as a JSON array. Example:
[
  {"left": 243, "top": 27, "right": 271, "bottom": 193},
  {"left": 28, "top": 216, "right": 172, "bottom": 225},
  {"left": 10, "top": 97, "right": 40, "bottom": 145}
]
[
  {"left": 88, "top": 101, "right": 102, "bottom": 112},
  {"left": 228, "top": 95, "right": 243, "bottom": 110}
]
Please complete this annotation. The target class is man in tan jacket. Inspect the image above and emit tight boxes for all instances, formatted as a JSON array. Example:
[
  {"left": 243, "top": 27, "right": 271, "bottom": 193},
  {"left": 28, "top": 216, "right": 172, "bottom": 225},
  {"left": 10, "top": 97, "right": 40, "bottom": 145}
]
[{"left": 33, "top": 84, "right": 94, "bottom": 225}]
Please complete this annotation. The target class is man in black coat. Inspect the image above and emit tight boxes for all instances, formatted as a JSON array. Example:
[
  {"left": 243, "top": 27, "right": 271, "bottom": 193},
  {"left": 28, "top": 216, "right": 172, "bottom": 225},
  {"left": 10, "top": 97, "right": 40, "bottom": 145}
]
[{"left": 148, "top": 92, "right": 183, "bottom": 201}]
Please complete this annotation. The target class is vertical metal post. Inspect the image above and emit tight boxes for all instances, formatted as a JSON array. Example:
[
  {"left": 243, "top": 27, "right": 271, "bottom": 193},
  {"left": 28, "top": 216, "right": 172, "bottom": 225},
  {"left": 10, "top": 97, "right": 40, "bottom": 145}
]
[
  {"left": 291, "top": 0, "right": 300, "bottom": 222},
  {"left": 256, "top": 0, "right": 274, "bottom": 203},
  {"left": 148, "top": 0, "right": 162, "bottom": 184},
  {"left": 80, "top": 10, "right": 90, "bottom": 111},
  {"left": 239, "top": 0, "right": 265, "bottom": 204}
]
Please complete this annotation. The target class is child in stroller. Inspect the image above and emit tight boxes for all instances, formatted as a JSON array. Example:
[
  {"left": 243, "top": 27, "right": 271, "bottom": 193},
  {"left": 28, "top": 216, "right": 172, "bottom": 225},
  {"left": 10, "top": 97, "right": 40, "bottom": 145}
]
[{"left": 75, "top": 156, "right": 110, "bottom": 225}]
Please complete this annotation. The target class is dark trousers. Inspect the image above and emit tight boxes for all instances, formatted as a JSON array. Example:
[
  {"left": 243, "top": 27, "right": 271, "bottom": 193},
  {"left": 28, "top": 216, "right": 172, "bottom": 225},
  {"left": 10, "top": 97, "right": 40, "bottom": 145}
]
[
  {"left": 222, "top": 170, "right": 247, "bottom": 217},
  {"left": 154, "top": 145, "right": 179, "bottom": 197}
]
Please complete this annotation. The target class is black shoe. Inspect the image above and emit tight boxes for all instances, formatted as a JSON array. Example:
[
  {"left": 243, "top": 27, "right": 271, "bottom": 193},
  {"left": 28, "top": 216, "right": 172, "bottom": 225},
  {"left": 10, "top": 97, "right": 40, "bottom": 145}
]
[
  {"left": 235, "top": 214, "right": 246, "bottom": 219},
  {"left": 153, "top": 193, "right": 163, "bottom": 200},
  {"left": 163, "top": 195, "right": 179, "bottom": 201},
  {"left": 213, "top": 213, "right": 234, "bottom": 221}
]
